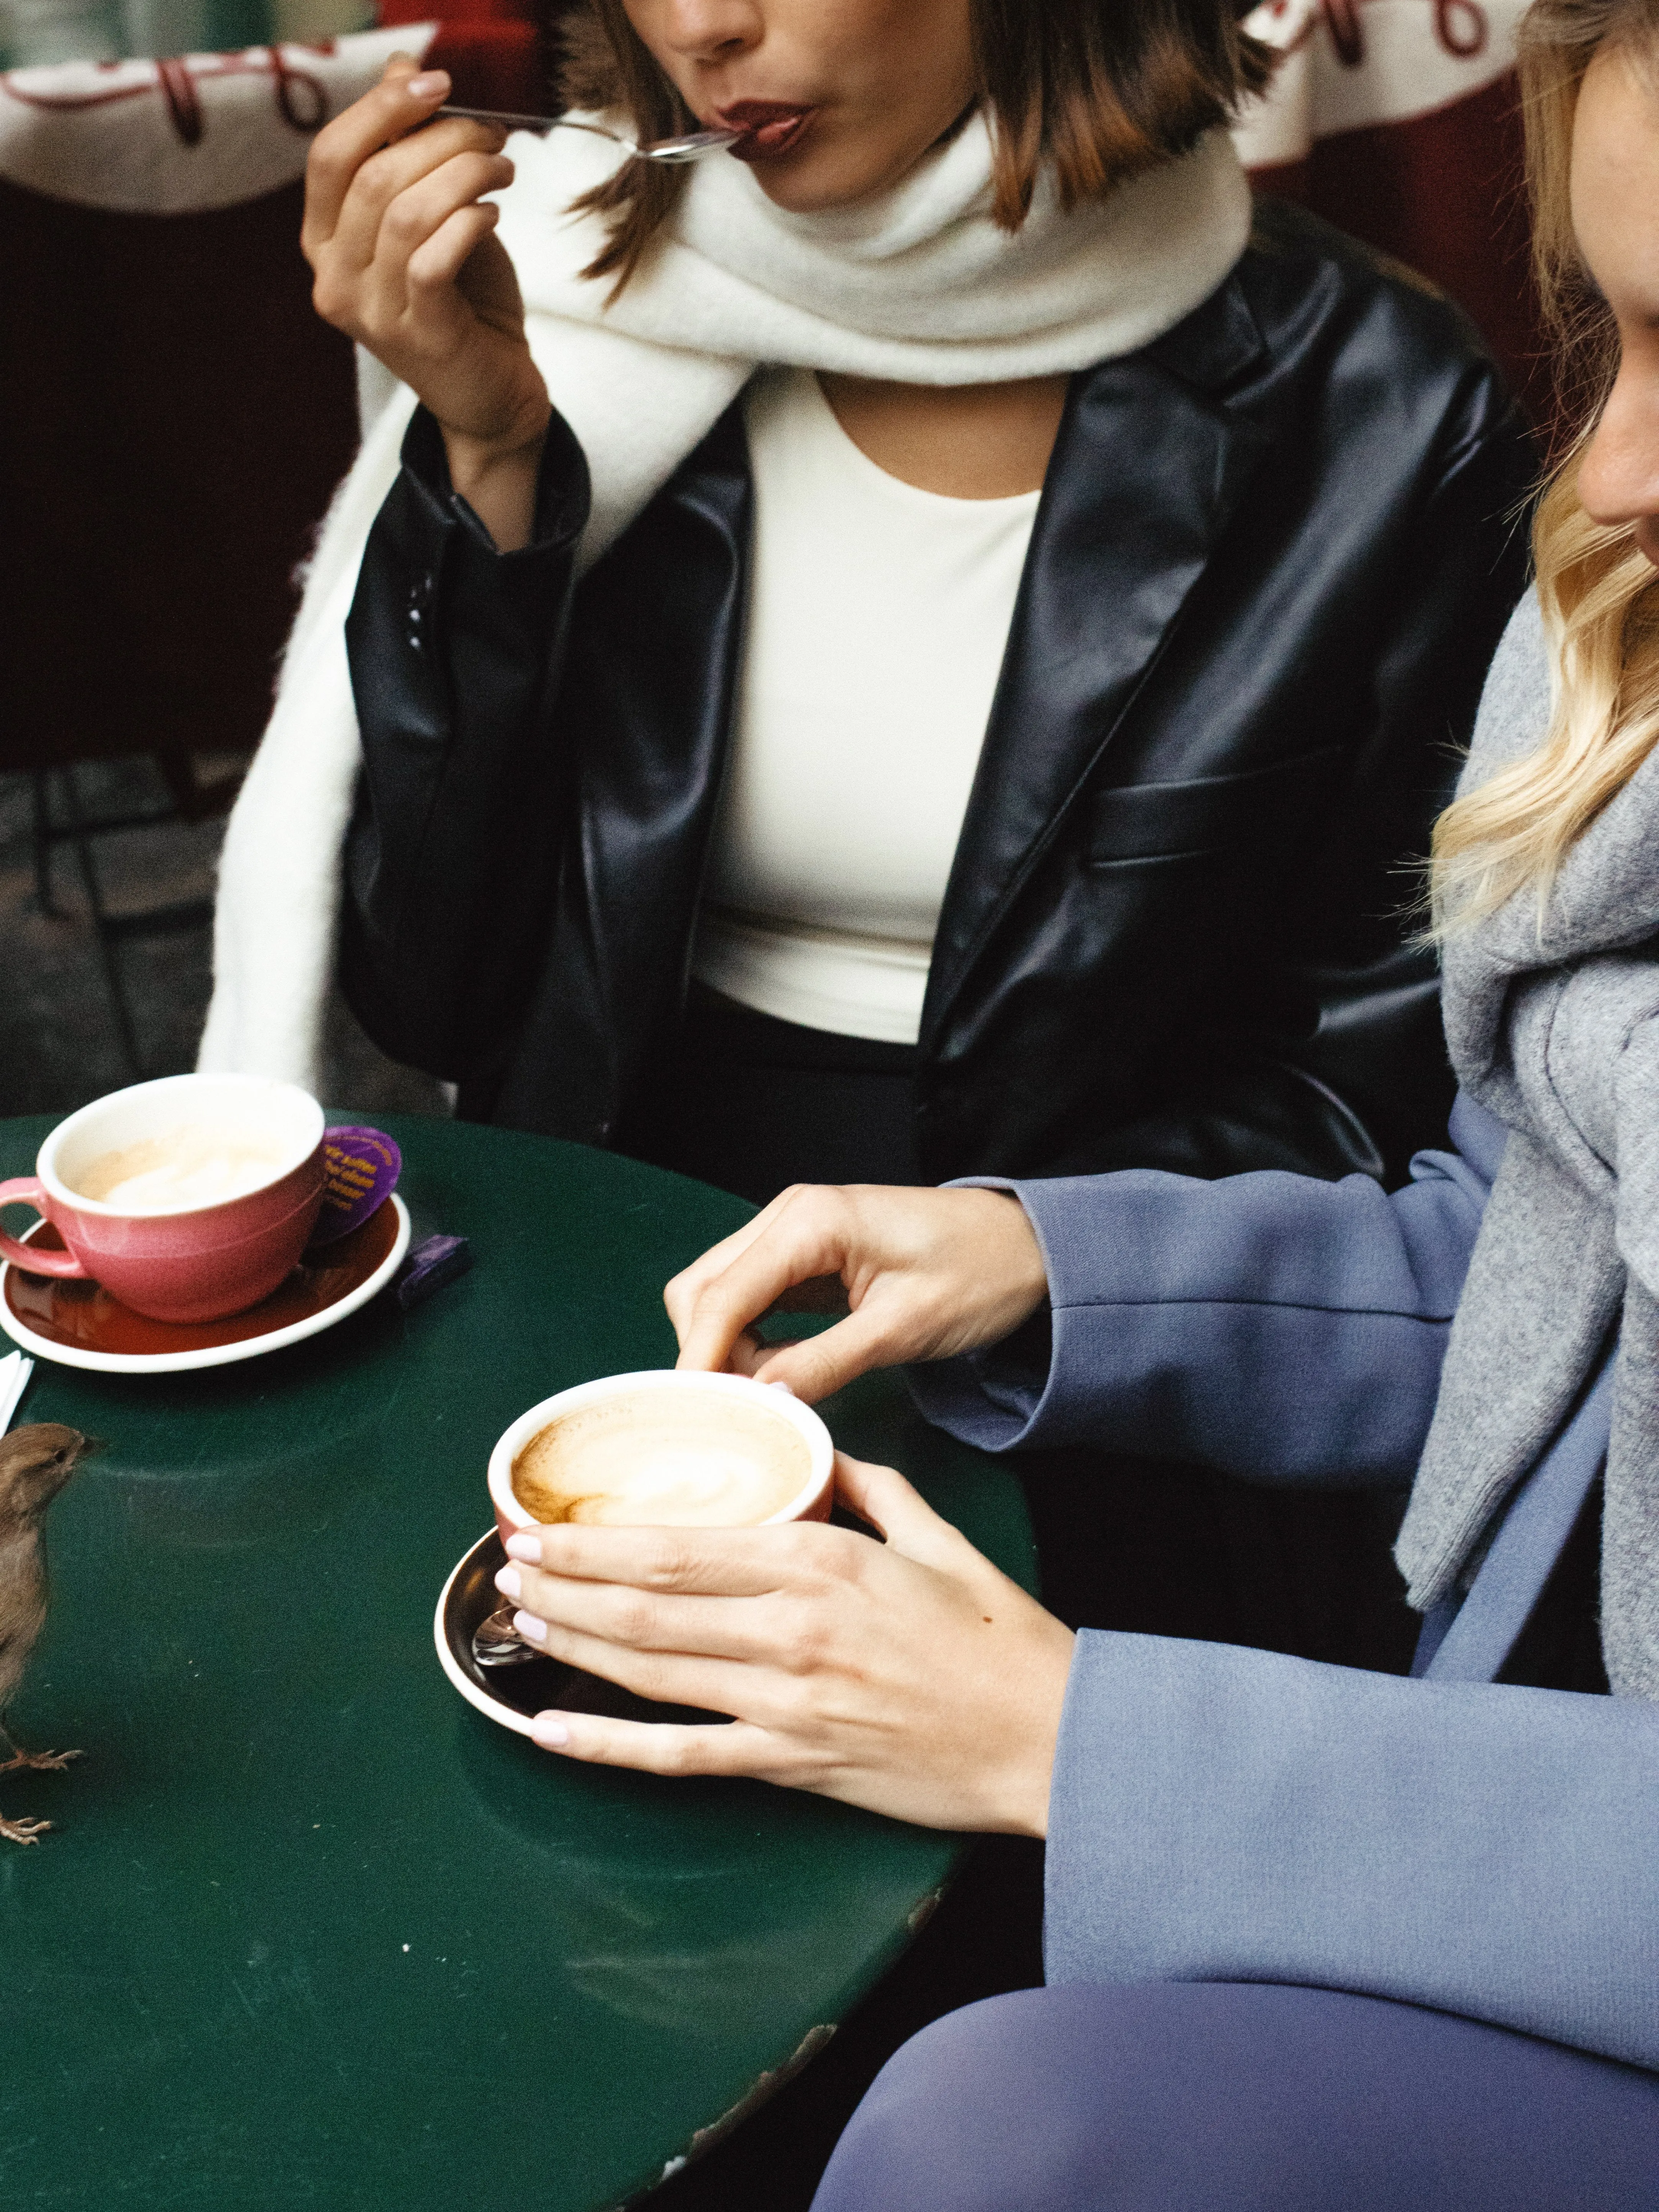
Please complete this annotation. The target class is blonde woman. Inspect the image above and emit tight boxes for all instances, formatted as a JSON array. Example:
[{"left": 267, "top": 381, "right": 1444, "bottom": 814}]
[{"left": 487, "top": 3, "right": 1659, "bottom": 2197}]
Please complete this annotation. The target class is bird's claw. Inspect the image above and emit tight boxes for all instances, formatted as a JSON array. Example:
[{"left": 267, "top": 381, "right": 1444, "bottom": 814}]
[
  {"left": 0, "top": 1815, "right": 51, "bottom": 1845},
  {"left": 0, "top": 1748, "right": 81, "bottom": 1775}
]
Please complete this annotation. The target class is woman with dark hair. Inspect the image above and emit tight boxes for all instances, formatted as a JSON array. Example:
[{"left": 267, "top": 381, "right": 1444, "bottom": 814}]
[{"left": 207, "top": 0, "right": 1529, "bottom": 1212}]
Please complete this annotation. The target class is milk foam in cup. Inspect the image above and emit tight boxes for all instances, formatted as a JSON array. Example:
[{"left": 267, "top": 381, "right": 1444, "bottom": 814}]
[
  {"left": 489, "top": 1370, "right": 836, "bottom": 1538},
  {"left": 71, "top": 1128, "right": 288, "bottom": 1213},
  {"left": 0, "top": 1073, "right": 327, "bottom": 1323}
]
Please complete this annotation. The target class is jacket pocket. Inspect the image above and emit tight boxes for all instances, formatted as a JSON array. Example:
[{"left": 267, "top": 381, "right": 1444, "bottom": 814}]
[{"left": 1081, "top": 744, "right": 1345, "bottom": 867}]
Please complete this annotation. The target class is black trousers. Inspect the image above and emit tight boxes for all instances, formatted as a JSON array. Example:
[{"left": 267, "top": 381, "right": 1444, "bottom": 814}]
[{"left": 621, "top": 982, "right": 922, "bottom": 1203}]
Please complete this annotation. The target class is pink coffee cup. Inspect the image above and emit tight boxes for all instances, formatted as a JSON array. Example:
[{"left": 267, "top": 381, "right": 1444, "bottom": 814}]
[{"left": 0, "top": 1074, "right": 327, "bottom": 1324}]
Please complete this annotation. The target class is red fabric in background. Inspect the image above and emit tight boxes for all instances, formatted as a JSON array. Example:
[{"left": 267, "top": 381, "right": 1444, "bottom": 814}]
[
  {"left": 1254, "top": 72, "right": 1547, "bottom": 427},
  {"left": 0, "top": 176, "right": 358, "bottom": 777},
  {"left": 421, "top": 20, "right": 543, "bottom": 112},
  {"left": 380, "top": 0, "right": 548, "bottom": 113}
]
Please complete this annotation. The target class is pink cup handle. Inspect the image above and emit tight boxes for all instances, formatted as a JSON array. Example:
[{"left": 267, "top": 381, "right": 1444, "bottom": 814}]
[{"left": 0, "top": 1178, "right": 89, "bottom": 1279}]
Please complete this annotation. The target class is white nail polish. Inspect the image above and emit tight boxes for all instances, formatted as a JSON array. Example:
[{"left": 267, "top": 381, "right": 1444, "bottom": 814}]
[
  {"left": 494, "top": 1564, "right": 521, "bottom": 1600},
  {"left": 504, "top": 1531, "right": 542, "bottom": 1563},
  {"left": 513, "top": 1609, "right": 547, "bottom": 1644}
]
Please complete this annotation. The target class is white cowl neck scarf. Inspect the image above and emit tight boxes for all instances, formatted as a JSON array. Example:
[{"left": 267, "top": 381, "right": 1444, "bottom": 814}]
[{"left": 199, "top": 115, "right": 1252, "bottom": 1087}]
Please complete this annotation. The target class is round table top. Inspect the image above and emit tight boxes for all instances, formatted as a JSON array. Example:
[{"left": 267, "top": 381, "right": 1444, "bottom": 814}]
[{"left": 0, "top": 1112, "right": 1035, "bottom": 2211}]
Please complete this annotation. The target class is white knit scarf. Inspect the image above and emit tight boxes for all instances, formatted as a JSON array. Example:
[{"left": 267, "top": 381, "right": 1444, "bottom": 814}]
[{"left": 199, "top": 116, "right": 1251, "bottom": 1087}]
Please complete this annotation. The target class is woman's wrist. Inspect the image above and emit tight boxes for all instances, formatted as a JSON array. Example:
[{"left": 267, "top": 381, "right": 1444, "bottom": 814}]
[
  {"left": 441, "top": 408, "right": 552, "bottom": 553},
  {"left": 993, "top": 1619, "right": 1075, "bottom": 1838}
]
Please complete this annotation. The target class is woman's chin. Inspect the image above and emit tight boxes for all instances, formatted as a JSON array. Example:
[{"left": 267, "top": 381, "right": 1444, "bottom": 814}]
[{"left": 740, "top": 142, "right": 933, "bottom": 215}]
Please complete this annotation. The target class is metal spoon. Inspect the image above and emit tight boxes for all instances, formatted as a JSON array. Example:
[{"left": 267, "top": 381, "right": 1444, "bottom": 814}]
[
  {"left": 439, "top": 107, "right": 742, "bottom": 162},
  {"left": 472, "top": 1603, "right": 539, "bottom": 1669}
]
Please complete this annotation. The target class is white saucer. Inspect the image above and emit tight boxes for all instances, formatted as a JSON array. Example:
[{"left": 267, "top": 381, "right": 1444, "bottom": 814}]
[{"left": 0, "top": 1195, "right": 410, "bottom": 1375}]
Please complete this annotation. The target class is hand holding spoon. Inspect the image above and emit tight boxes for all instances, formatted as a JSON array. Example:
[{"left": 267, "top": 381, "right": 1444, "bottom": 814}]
[{"left": 439, "top": 107, "right": 742, "bottom": 162}]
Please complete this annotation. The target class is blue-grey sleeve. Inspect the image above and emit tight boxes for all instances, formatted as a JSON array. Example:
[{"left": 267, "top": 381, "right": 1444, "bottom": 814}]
[
  {"left": 908, "top": 1094, "right": 1501, "bottom": 1487},
  {"left": 1044, "top": 1631, "right": 1659, "bottom": 2070}
]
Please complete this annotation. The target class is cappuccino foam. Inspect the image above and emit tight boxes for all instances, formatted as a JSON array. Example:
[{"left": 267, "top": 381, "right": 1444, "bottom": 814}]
[
  {"left": 512, "top": 1390, "right": 811, "bottom": 1527},
  {"left": 73, "top": 1125, "right": 287, "bottom": 1213}
]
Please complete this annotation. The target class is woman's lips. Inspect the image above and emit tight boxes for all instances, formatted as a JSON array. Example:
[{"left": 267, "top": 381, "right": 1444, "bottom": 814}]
[{"left": 715, "top": 100, "right": 816, "bottom": 162}]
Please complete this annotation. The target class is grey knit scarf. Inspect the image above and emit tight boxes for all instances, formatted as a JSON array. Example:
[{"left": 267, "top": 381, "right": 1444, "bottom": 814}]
[{"left": 1395, "top": 593, "right": 1659, "bottom": 1699}]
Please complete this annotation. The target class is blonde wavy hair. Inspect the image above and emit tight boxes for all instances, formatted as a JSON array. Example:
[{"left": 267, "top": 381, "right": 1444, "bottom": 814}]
[{"left": 1431, "top": 0, "right": 1659, "bottom": 927}]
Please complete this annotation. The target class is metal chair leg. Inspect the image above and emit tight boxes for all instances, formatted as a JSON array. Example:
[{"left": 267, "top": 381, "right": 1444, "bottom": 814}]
[{"left": 56, "top": 767, "right": 145, "bottom": 1081}]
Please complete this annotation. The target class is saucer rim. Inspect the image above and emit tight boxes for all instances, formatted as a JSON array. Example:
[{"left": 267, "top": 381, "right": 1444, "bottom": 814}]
[
  {"left": 434, "top": 1528, "right": 540, "bottom": 1739},
  {"left": 0, "top": 1194, "right": 411, "bottom": 1374}
]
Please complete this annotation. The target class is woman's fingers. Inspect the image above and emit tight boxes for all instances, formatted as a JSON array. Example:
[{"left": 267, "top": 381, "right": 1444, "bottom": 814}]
[
  {"left": 329, "top": 124, "right": 508, "bottom": 272},
  {"left": 382, "top": 161, "right": 510, "bottom": 307},
  {"left": 531, "top": 1711, "right": 790, "bottom": 1781},
  {"left": 747, "top": 1305, "right": 914, "bottom": 1401},
  {"left": 667, "top": 1188, "right": 833, "bottom": 1370},
  {"left": 507, "top": 1515, "right": 857, "bottom": 1596},
  {"left": 507, "top": 1603, "right": 772, "bottom": 1715},
  {"left": 668, "top": 1185, "right": 1049, "bottom": 1399},
  {"left": 303, "top": 57, "right": 449, "bottom": 255},
  {"left": 719, "top": 1327, "right": 772, "bottom": 1378},
  {"left": 664, "top": 1185, "right": 806, "bottom": 1332},
  {"left": 407, "top": 201, "right": 503, "bottom": 298},
  {"left": 497, "top": 1556, "right": 809, "bottom": 1663},
  {"left": 670, "top": 1188, "right": 908, "bottom": 1392},
  {"left": 828, "top": 1451, "right": 965, "bottom": 1568}
]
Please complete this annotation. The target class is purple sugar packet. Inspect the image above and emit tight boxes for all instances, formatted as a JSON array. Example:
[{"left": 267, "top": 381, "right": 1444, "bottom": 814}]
[
  {"left": 395, "top": 1234, "right": 474, "bottom": 1311},
  {"left": 308, "top": 1126, "right": 402, "bottom": 1247}
]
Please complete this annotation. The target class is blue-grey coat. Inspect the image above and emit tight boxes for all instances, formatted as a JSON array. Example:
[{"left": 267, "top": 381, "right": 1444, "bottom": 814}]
[{"left": 913, "top": 1092, "right": 1659, "bottom": 2071}]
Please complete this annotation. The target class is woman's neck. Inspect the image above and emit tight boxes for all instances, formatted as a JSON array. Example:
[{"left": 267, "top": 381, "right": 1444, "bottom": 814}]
[{"left": 816, "top": 372, "right": 1069, "bottom": 498}]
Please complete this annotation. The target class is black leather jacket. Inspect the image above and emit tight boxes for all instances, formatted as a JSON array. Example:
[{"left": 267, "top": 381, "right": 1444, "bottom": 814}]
[{"left": 341, "top": 202, "right": 1532, "bottom": 1187}]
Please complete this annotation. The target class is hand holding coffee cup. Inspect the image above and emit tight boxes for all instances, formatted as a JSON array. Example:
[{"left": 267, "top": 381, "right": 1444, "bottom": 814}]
[
  {"left": 0, "top": 1075, "right": 327, "bottom": 1323},
  {"left": 492, "top": 1450, "right": 1075, "bottom": 1837}
]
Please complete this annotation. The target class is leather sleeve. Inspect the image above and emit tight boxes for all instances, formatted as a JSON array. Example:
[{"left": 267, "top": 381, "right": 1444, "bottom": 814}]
[{"left": 337, "top": 406, "right": 590, "bottom": 1079}]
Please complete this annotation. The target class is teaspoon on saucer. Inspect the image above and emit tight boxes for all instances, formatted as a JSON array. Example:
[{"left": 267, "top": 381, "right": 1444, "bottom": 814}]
[
  {"left": 438, "top": 108, "right": 743, "bottom": 162},
  {"left": 472, "top": 1603, "right": 539, "bottom": 1668}
]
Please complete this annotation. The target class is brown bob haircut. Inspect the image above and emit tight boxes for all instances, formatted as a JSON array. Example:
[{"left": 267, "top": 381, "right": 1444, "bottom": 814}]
[{"left": 558, "top": 0, "right": 1272, "bottom": 287}]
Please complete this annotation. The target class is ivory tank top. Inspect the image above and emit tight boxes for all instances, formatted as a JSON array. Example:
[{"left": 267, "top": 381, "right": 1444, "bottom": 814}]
[{"left": 692, "top": 366, "right": 1040, "bottom": 1045}]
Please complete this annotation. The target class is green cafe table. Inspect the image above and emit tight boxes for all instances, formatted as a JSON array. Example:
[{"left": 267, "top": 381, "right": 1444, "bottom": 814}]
[{"left": 0, "top": 1113, "right": 1035, "bottom": 2210}]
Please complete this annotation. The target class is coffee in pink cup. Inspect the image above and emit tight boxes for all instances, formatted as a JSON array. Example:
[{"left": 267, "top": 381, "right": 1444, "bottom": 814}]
[
  {"left": 488, "top": 1369, "right": 836, "bottom": 1542},
  {"left": 0, "top": 1073, "right": 327, "bottom": 1323}
]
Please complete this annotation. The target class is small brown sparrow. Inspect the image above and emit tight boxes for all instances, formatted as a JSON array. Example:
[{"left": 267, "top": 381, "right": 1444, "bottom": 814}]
[{"left": 0, "top": 1424, "right": 87, "bottom": 1844}]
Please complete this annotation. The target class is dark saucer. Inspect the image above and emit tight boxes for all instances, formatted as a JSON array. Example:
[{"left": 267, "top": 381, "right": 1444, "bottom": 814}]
[{"left": 435, "top": 1527, "right": 730, "bottom": 1737}]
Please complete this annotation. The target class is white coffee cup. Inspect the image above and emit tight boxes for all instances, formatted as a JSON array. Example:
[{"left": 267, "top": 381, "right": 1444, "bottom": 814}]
[{"left": 487, "top": 1369, "right": 835, "bottom": 1538}]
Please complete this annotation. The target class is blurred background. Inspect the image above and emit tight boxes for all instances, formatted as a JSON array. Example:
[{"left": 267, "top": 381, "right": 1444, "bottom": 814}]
[{"left": 0, "top": 0, "right": 1544, "bottom": 1123}]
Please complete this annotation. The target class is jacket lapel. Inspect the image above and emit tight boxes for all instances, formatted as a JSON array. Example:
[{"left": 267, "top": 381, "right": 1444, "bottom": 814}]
[{"left": 924, "top": 270, "right": 1270, "bottom": 1036}]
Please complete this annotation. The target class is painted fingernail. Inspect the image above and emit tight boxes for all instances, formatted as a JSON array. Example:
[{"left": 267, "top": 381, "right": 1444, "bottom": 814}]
[
  {"left": 493, "top": 1564, "right": 521, "bottom": 1601},
  {"left": 513, "top": 1609, "right": 547, "bottom": 1645},
  {"left": 532, "top": 1715, "right": 570, "bottom": 1748},
  {"left": 406, "top": 71, "right": 447, "bottom": 97},
  {"left": 504, "top": 1532, "right": 542, "bottom": 1564}
]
